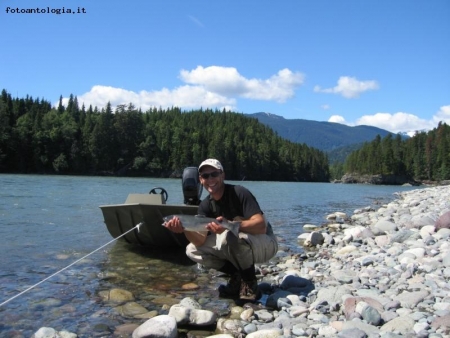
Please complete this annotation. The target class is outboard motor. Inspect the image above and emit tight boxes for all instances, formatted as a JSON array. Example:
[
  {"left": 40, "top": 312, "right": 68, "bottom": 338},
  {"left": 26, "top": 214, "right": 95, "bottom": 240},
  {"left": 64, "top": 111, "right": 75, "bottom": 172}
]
[{"left": 182, "top": 167, "right": 203, "bottom": 205}]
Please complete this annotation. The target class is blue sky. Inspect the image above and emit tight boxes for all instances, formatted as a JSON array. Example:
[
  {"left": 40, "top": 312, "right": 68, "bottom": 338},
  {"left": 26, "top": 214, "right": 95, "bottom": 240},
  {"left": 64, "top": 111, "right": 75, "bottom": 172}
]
[{"left": 1, "top": 0, "right": 449, "bottom": 135}]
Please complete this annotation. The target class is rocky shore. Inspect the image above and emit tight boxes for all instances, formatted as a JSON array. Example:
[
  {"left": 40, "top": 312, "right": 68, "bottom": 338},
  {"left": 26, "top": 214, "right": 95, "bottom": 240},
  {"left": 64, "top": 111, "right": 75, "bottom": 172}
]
[
  {"left": 33, "top": 185, "right": 450, "bottom": 338},
  {"left": 338, "top": 173, "right": 420, "bottom": 186}
]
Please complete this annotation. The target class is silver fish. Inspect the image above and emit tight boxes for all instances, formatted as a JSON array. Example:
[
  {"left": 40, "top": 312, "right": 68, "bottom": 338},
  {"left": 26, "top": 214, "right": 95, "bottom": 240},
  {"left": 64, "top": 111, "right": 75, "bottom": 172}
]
[{"left": 162, "top": 214, "right": 241, "bottom": 238}]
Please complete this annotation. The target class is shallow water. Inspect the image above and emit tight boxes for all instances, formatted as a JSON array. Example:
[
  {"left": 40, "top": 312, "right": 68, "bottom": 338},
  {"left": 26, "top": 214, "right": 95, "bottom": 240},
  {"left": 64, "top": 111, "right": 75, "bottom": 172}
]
[{"left": 0, "top": 174, "right": 421, "bottom": 336}]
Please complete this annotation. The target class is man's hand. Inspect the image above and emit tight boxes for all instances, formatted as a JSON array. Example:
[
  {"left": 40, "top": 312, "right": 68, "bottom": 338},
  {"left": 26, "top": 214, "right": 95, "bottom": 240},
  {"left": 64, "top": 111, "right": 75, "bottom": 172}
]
[
  {"left": 206, "top": 216, "right": 227, "bottom": 234},
  {"left": 163, "top": 216, "right": 184, "bottom": 233}
]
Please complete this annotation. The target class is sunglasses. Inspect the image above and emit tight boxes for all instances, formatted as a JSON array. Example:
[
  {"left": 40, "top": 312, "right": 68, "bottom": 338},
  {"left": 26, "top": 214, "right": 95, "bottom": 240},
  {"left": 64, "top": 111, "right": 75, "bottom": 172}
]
[{"left": 200, "top": 171, "right": 222, "bottom": 179}]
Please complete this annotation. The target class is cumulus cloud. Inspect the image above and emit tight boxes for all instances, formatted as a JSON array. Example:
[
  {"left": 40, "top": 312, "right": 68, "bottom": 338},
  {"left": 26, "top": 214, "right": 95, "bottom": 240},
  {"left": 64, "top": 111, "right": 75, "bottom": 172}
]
[
  {"left": 432, "top": 105, "right": 450, "bottom": 125},
  {"left": 61, "top": 85, "right": 235, "bottom": 112},
  {"left": 328, "top": 106, "right": 450, "bottom": 135},
  {"left": 180, "top": 66, "right": 305, "bottom": 102},
  {"left": 59, "top": 66, "right": 304, "bottom": 111},
  {"left": 328, "top": 115, "right": 346, "bottom": 123},
  {"left": 355, "top": 112, "right": 435, "bottom": 134},
  {"left": 314, "top": 76, "right": 379, "bottom": 98}
]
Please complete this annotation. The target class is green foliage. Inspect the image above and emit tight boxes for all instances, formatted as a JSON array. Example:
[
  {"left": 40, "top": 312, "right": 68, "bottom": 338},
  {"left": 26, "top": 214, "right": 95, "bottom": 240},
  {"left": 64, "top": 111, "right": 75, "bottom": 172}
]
[
  {"left": 0, "top": 89, "right": 330, "bottom": 182},
  {"left": 53, "top": 153, "right": 69, "bottom": 173},
  {"left": 326, "top": 142, "right": 365, "bottom": 165},
  {"left": 329, "top": 162, "right": 345, "bottom": 181},
  {"left": 344, "top": 123, "right": 450, "bottom": 181}
]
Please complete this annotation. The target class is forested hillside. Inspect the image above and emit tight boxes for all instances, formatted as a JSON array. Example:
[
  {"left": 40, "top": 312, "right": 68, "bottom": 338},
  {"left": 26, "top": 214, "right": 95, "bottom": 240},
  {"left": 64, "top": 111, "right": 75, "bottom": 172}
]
[
  {"left": 344, "top": 123, "right": 450, "bottom": 182},
  {"left": 0, "top": 90, "right": 330, "bottom": 182}
]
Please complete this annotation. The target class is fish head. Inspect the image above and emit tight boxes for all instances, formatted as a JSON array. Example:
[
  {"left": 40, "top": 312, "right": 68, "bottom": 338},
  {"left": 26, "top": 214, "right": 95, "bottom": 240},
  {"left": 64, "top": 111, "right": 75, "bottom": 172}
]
[{"left": 162, "top": 215, "right": 175, "bottom": 224}]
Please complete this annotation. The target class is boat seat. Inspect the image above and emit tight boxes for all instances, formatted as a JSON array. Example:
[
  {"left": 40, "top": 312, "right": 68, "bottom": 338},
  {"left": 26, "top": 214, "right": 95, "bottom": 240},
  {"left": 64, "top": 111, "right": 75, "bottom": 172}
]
[{"left": 125, "top": 194, "right": 166, "bottom": 205}]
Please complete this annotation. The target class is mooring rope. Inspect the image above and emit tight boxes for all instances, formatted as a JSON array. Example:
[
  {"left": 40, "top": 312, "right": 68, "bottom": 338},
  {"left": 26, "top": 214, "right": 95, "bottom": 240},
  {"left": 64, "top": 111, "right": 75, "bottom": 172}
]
[{"left": 0, "top": 222, "right": 144, "bottom": 308}]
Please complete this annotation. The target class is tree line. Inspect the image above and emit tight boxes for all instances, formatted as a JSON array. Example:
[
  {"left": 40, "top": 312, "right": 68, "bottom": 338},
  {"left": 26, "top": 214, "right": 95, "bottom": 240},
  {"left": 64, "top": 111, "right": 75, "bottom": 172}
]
[
  {"left": 0, "top": 89, "right": 330, "bottom": 182},
  {"left": 3, "top": 89, "right": 447, "bottom": 183},
  {"left": 342, "top": 122, "right": 450, "bottom": 182}
]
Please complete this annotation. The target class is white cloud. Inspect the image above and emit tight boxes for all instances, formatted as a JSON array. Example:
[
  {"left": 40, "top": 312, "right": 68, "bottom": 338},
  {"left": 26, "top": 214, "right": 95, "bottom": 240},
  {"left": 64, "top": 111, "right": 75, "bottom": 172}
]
[
  {"left": 329, "top": 107, "right": 450, "bottom": 135},
  {"left": 61, "top": 85, "right": 235, "bottom": 112},
  {"left": 314, "top": 76, "right": 379, "bottom": 98},
  {"left": 180, "top": 66, "right": 247, "bottom": 96},
  {"left": 432, "top": 105, "right": 450, "bottom": 125},
  {"left": 355, "top": 112, "right": 435, "bottom": 134},
  {"left": 59, "top": 66, "right": 304, "bottom": 111},
  {"left": 321, "top": 104, "right": 330, "bottom": 110},
  {"left": 328, "top": 115, "right": 346, "bottom": 123},
  {"left": 180, "top": 66, "right": 305, "bottom": 102}
]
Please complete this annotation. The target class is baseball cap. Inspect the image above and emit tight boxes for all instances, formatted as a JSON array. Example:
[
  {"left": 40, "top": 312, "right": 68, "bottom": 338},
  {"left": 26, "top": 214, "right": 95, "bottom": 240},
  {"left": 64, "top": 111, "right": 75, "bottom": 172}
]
[{"left": 198, "top": 159, "right": 223, "bottom": 172}]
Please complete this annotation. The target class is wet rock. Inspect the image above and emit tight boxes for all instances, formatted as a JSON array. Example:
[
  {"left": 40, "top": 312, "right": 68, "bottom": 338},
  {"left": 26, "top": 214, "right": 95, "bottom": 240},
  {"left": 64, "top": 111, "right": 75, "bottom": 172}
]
[
  {"left": 32, "top": 327, "right": 77, "bottom": 338},
  {"left": 216, "top": 318, "right": 246, "bottom": 335},
  {"left": 115, "top": 301, "right": 149, "bottom": 318},
  {"left": 107, "top": 288, "right": 134, "bottom": 302},
  {"left": 168, "top": 303, "right": 217, "bottom": 326}
]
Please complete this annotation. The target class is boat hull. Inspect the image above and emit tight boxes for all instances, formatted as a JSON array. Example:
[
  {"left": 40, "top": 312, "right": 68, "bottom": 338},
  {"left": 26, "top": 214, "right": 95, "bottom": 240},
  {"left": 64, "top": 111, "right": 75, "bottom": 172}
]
[{"left": 100, "top": 195, "right": 198, "bottom": 248}]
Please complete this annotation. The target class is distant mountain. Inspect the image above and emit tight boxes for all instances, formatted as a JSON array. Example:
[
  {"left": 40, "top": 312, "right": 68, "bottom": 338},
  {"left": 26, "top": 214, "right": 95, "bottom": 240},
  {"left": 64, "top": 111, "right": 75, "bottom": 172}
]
[{"left": 247, "top": 113, "right": 398, "bottom": 160}]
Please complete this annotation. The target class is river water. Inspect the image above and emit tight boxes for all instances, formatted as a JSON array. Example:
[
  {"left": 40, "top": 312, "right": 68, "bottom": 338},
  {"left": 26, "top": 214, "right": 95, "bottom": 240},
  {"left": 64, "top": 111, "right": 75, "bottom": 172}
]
[{"left": 0, "top": 174, "right": 422, "bottom": 336}]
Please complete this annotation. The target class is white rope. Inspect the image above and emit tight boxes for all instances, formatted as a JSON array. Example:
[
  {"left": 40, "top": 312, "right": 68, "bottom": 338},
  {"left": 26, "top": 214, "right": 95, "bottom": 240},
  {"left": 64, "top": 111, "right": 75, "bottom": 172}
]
[{"left": 0, "top": 222, "right": 144, "bottom": 307}]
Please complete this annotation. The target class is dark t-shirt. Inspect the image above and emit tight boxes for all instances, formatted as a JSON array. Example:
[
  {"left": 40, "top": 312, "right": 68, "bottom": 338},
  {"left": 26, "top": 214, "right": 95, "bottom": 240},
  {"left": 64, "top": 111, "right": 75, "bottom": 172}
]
[{"left": 198, "top": 184, "right": 273, "bottom": 235}]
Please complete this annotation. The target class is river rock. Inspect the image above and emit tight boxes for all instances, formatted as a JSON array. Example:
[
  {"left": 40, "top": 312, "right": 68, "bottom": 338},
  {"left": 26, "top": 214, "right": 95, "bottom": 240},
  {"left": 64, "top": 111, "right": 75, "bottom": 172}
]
[
  {"left": 436, "top": 210, "right": 450, "bottom": 230},
  {"left": 108, "top": 288, "right": 134, "bottom": 302},
  {"left": 168, "top": 303, "right": 217, "bottom": 326},
  {"left": 380, "top": 315, "right": 416, "bottom": 335},
  {"left": 115, "top": 301, "right": 149, "bottom": 317},
  {"left": 132, "top": 315, "right": 177, "bottom": 338},
  {"left": 32, "top": 327, "right": 77, "bottom": 338},
  {"left": 393, "top": 290, "right": 429, "bottom": 309},
  {"left": 216, "top": 318, "right": 246, "bottom": 335},
  {"left": 303, "top": 231, "right": 324, "bottom": 246}
]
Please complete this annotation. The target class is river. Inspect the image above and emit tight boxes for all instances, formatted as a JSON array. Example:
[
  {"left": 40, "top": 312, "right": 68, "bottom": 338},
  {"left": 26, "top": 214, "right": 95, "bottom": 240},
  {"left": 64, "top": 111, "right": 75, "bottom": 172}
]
[{"left": 0, "top": 174, "right": 422, "bottom": 336}]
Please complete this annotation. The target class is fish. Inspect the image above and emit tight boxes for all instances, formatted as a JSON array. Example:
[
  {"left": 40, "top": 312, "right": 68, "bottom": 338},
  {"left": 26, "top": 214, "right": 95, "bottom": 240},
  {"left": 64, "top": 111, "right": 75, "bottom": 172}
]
[
  {"left": 162, "top": 214, "right": 241, "bottom": 237},
  {"left": 162, "top": 214, "right": 241, "bottom": 249}
]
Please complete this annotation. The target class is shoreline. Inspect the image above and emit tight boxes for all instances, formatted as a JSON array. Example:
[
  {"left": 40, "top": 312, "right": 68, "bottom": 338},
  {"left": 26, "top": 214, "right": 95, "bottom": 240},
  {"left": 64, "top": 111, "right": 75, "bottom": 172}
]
[{"left": 33, "top": 185, "right": 450, "bottom": 338}]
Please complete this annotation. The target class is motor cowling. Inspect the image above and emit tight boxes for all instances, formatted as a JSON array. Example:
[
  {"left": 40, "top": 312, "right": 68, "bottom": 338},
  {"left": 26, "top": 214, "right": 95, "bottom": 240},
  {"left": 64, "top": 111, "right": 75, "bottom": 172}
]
[{"left": 182, "top": 167, "right": 203, "bottom": 205}]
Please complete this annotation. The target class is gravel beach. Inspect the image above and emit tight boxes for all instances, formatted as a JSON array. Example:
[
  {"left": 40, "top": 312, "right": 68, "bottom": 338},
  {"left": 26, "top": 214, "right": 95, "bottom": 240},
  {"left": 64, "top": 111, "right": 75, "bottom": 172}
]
[{"left": 33, "top": 185, "right": 450, "bottom": 338}]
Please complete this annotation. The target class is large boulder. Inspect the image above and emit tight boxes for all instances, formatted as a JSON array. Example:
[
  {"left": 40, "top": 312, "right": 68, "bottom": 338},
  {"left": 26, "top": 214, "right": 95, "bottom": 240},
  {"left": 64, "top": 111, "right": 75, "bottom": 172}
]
[{"left": 436, "top": 211, "right": 450, "bottom": 230}]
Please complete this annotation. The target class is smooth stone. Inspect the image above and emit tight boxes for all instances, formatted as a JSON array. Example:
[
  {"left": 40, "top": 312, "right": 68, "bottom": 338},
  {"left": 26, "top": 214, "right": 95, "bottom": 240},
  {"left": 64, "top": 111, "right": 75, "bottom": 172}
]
[
  {"left": 337, "top": 327, "right": 367, "bottom": 338},
  {"left": 303, "top": 224, "right": 321, "bottom": 232},
  {"left": 361, "top": 305, "right": 382, "bottom": 326},
  {"left": 115, "top": 302, "right": 149, "bottom": 317},
  {"left": 380, "top": 315, "right": 415, "bottom": 335},
  {"left": 33, "top": 327, "right": 77, "bottom": 338},
  {"left": 435, "top": 210, "right": 450, "bottom": 230},
  {"left": 341, "top": 318, "right": 380, "bottom": 335},
  {"left": 108, "top": 288, "right": 134, "bottom": 302},
  {"left": 168, "top": 304, "right": 217, "bottom": 326},
  {"left": 372, "top": 220, "right": 397, "bottom": 233},
  {"left": 132, "top": 315, "right": 177, "bottom": 338},
  {"left": 246, "top": 329, "right": 283, "bottom": 338},
  {"left": 335, "top": 245, "right": 358, "bottom": 255},
  {"left": 393, "top": 290, "right": 429, "bottom": 309}
]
